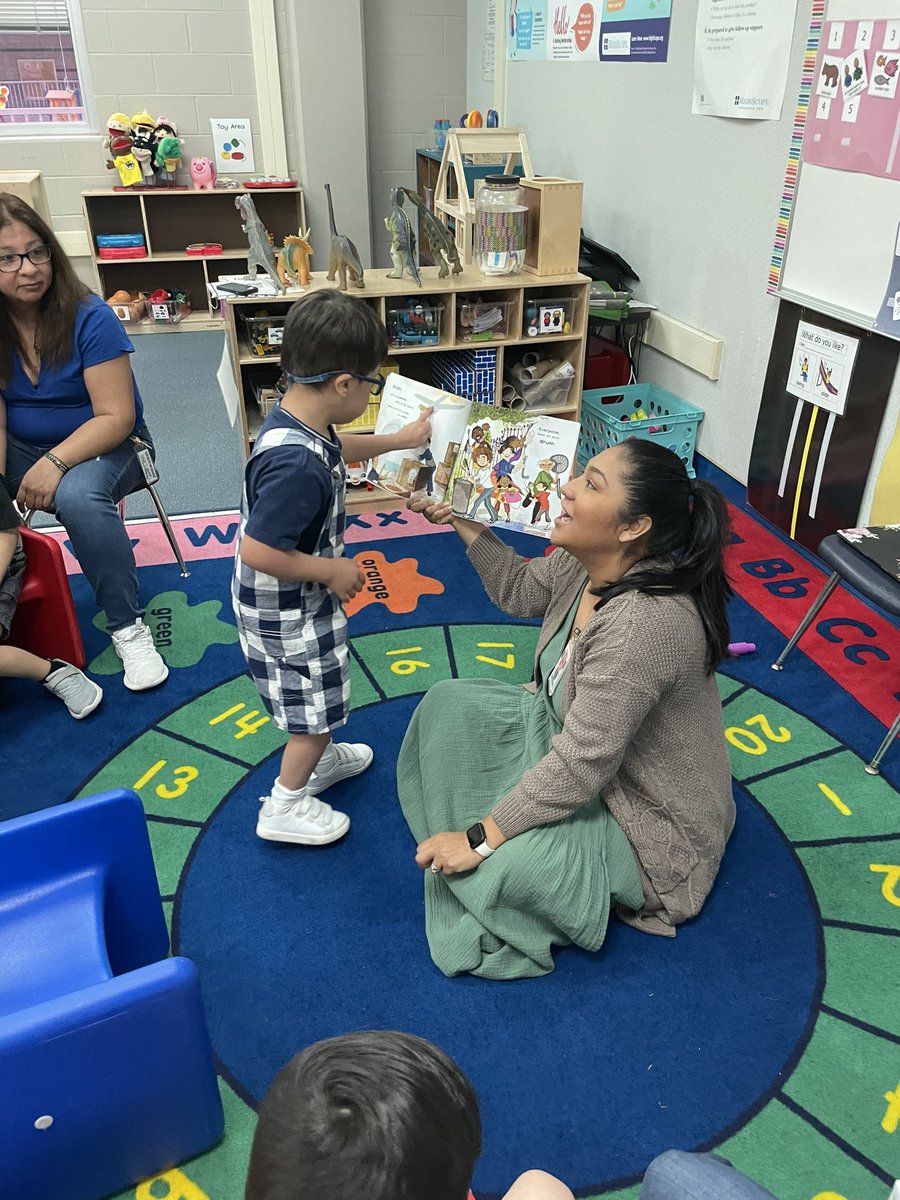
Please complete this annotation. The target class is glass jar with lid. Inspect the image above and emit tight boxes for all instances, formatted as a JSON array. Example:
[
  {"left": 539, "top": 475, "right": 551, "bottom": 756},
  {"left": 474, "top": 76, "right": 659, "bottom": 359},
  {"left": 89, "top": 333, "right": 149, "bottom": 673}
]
[{"left": 475, "top": 175, "right": 527, "bottom": 276}]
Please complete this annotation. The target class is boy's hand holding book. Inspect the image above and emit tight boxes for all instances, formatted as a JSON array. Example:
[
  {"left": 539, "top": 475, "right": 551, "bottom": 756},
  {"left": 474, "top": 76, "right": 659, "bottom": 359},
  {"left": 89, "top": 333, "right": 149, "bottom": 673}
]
[{"left": 397, "top": 406, "right": 433, "bottom": 450}]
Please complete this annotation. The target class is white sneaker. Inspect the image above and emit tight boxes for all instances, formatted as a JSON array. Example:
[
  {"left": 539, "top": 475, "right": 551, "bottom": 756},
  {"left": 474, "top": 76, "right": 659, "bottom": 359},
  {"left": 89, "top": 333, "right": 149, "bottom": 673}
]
[
  {"left": 306, "top": 741, "right": 374, "bottom": 795},
  {"left": 256, "top": 791, "right": 350, "bottom": 845},
  {"left": 111, "top": 619, "right": 169, "bottom": 691},
  {"left": 44, "top": 662, "right": 103, "bottom": 719}
]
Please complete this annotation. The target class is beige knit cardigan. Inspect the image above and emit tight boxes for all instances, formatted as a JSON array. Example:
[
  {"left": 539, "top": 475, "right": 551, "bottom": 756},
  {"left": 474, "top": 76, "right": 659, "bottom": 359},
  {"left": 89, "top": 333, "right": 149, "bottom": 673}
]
[{"left": 467, "top": 530, "right": 735, "bottom": 936}]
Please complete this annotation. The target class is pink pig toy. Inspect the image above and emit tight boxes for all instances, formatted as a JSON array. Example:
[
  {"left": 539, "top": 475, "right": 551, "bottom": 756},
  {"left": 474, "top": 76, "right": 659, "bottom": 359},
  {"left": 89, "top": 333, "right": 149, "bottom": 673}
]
[{"left": 190, "top": 157, "right": 216, "bottom": 191}]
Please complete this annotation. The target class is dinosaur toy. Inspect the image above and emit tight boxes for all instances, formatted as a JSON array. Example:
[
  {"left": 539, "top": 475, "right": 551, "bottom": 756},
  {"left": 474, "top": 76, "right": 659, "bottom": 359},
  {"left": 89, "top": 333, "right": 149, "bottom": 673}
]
[
  {"left": 235, "top": 194, "right": 285, "bottom": 294},
  {"left": 277, "top": 229, "right": 314, "bottom": 288},
  {"left": 325, "top": 183, "right": 365, "bottom": 290},
  {"left": 385, "top": 188, "right": 421, "bottom": 286},
  {"left": 400, "top": 187, "right": 462, "bottom": 279}
]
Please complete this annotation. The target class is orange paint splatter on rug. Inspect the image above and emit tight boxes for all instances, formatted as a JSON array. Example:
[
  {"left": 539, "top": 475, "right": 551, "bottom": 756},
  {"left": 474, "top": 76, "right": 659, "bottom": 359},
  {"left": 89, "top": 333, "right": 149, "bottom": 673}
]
[{"left": 345, "top": 550, "right": 444, "bottom": 617}]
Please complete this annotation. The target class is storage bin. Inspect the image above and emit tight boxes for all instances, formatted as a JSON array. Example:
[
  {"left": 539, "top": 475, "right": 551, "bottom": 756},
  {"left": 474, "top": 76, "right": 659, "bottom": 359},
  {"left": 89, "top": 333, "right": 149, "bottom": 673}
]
[
  {"left": 338, "top": 397, "right": 381, "bottom": 430},
  {"left": 577, "top": 384, "right": 704, "bottom": 478},
  {"left": 241, "top": 312, "right": 287, "bottom": 356},
  {"left": 457, "top": 298, "right": 514, "bottom": 342},
  {"left": 387, "top": 301, "right": 444, "bottom": 347},
  {"left": 145, "top": 291, "right": 191, "bottom": 324},
  {"left": 254, "top": 384, "right": 282, "bottom": 419},
  {"left": 523, "top": 294, "right": 576, "bottom": 338}
]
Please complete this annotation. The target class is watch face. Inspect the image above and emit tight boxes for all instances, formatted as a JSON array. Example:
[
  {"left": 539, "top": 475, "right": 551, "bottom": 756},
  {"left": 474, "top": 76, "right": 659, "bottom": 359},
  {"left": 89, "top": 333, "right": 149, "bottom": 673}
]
[{"left": 466, "top": 822, "right": 485, "bottom": 850}]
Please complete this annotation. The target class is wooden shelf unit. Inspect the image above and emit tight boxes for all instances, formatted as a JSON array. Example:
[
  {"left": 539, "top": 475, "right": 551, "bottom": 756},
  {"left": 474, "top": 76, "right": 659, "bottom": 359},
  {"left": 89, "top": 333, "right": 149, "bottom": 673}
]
[
  {"left": 223, "top": 266, "right": 591, "bottom": 513},
  {"left": 81, "top": 186, "right": 307, "bottom": 330}
]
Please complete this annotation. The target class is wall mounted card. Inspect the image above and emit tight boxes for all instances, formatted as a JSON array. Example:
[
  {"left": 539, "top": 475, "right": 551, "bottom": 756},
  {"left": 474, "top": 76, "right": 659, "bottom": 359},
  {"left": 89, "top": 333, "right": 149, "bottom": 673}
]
[
  {"left": 786, "top": 320, "right": 859, "bottom": 417},
  {"left": 209, "top": 118, "right": 255, "bottom": 174}
]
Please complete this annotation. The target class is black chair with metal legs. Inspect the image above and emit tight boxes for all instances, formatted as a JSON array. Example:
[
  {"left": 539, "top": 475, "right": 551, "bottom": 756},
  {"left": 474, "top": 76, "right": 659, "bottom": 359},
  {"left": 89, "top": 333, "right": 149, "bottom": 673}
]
[
  {"left": 118, "top": 435, "right": 190, "bottom": 579},
  {"left": 772, "top": 533, "right": 900, "bottom": 776}
]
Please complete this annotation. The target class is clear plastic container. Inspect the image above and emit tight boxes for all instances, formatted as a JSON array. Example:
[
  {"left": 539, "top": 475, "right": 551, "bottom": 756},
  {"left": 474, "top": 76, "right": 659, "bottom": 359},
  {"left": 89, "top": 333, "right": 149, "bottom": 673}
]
[{"left": 475, "top": 175, "right": 527, "bottom": 277}]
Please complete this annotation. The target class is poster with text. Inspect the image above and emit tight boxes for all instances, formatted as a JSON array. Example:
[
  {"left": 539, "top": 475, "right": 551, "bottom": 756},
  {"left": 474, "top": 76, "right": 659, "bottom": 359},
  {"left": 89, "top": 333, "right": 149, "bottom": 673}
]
[
  {"left": 803, "top": 20, "right": 900, "bottom": 180},
  {"left": 599, "top": 0, "right": 671, "bottom": 62},
  {"left": 508, "top": 2, "right": 599, "bottom": 60},
  {"left": 786, "top": 320, "right": 859, "bottom": 417},
  {"left": 209, "top": 118, "right": 255, "bottom": 174},
  {"left": 692, "top": 0, "right": 798, "bottom": 119}
]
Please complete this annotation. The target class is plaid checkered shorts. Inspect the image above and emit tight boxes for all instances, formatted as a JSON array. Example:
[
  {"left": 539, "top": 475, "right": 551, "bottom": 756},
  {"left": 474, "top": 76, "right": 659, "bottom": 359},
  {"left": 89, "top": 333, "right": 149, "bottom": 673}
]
[{"left": 236, "top": 601, "right": 350, "bottom": 735}]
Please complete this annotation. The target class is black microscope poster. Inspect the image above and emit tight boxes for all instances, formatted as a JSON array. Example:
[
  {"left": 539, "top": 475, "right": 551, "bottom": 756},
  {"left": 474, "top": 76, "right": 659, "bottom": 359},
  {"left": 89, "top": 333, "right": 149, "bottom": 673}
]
[{"left": 748, "top": 300, "right": 898, "bottom": 553}]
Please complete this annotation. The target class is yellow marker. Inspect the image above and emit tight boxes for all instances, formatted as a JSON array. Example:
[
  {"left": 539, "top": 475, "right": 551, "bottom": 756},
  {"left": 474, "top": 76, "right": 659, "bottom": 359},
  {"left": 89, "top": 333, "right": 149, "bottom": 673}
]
[
  {"left": 882, "top": 1083, "right": 900, "bottom": 1133},
  {"left": 136, "top": 1167, "right": 210, "bottom": 1200},
  {"left": 818, "top": 782, "right": 851, "bottom": 816},
  {"left": 869, "top": 864, "right": 900, "bottom": 907}
]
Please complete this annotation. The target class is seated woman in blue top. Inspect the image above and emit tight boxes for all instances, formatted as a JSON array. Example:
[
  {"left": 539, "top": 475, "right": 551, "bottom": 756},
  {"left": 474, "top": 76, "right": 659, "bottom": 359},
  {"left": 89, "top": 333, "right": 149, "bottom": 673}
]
[{"left": 0, "top": 192, "right": 167, "bottom": 690}]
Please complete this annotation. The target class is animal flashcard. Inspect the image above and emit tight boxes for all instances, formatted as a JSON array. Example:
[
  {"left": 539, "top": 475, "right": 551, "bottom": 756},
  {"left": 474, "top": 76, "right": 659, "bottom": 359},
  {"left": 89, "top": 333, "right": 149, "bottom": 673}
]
[
  {"left": 817, "top": 54, "right": 843, "bottom": 96},
  {"left": 868, "top": 51, "right": 899, "bottom": 99},
  {"left": 840, "top": 51, "right": 869, "bottom": 100}
]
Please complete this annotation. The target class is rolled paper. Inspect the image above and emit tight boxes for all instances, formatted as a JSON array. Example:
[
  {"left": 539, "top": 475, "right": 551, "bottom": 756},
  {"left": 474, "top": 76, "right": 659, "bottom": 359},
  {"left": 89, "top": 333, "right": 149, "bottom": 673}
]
[
  {"left": 530, "top": 357, "right": 561, "bottom": 379},
  {"left": 521, "top": 351, "right": 540, "bottom": 369},
  {"left": 508, "top": 393, "right": 527, "bottom": 410},
  {"left": 501, "top": 383, "right": 518, "bottom": 406}
]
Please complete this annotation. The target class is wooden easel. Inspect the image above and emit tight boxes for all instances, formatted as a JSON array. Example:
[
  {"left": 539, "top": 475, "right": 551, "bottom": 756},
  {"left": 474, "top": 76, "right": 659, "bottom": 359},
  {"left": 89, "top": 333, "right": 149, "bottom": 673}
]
[{"left": 433, "top": 128, "right": 535, "bottom": 265}]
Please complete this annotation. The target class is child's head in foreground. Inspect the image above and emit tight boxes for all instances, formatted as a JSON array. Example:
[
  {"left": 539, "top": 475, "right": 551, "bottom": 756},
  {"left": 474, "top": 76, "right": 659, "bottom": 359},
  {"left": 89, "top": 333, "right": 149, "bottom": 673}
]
[
  {"left": 244, "top": 1030, "right": 482, "bottom": 1200},
  {"left": 280, "top": 289, "right": 388, "bottom": 384}
]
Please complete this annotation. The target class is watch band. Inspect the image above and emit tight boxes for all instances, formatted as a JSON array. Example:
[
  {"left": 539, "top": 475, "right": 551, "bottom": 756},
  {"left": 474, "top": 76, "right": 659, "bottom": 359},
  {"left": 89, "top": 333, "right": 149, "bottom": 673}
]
[{"left": 474, "top": 840, "right": 495, "bottom": 858}]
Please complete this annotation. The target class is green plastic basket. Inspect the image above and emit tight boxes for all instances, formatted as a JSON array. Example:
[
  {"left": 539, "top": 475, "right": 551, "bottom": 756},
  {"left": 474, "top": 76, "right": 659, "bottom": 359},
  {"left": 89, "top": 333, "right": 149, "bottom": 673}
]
[{"left": 577, "top": 384, "right": 704, "bottom": 479}]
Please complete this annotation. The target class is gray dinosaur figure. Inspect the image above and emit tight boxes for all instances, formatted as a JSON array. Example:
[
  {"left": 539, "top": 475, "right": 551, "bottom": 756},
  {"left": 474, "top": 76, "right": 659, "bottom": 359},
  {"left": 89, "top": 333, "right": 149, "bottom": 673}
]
[
  {"left": 325, "top": 183, "right": 365, "bottom": 290},
  {"left": 384, "top": 188, "right": 421, "bottom": 286},
  {"left": 400, "top": 187, "right": 462, "bottom": 279},
  {"left": 235, "top": 194, "right": 284, "bottom": 294}
]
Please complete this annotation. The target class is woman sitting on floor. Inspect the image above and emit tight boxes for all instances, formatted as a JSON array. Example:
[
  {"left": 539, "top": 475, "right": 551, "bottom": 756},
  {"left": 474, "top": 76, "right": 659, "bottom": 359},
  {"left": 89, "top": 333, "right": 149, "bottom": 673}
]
[
  {"left": 398, "top": 439, "right": 736, "bottom": 979},
  {"left": 0, "top": 192, "right": 167, "bottom": 692}
]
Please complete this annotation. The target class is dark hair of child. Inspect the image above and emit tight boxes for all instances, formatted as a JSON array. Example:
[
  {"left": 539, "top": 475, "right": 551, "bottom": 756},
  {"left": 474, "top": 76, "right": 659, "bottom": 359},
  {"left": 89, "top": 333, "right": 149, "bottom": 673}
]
[
  {"left": 280, "top": 289, "right": 388, "bottom": 383},
  {"left": 0, "top": 191, "right": 90, "bottom": 386},
  {"left": 591, "top": 438, "right": 733, "bottom": 675},
  {"left": 244, "top": 1030, "right": 482, "bottom": 1200}
]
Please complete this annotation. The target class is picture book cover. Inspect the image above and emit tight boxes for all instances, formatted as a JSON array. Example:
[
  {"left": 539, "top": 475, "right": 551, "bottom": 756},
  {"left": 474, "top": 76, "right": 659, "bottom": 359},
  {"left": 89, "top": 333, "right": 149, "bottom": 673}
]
[
  {"left": 369, "top": 374, "right": 472, "bottom": 499},
  {"left": 446, "top": 403, "right": 580, "bottom": 538}
]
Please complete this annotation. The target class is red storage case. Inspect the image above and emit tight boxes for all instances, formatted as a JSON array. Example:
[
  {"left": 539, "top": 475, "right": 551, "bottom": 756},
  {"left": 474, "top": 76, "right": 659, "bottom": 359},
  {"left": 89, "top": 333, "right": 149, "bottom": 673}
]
[{"left": 583, "top": 335, "right": 630, "bottom": 390}]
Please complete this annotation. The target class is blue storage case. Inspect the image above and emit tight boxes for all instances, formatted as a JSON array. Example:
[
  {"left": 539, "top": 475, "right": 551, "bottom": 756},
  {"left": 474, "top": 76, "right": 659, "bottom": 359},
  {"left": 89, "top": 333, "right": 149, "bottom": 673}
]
[
  {"left": 95, "top": 232, "right": 145, "bottom": 248},
  {"left": 577, "top": 384, "right": 704, "bottom": 478}
]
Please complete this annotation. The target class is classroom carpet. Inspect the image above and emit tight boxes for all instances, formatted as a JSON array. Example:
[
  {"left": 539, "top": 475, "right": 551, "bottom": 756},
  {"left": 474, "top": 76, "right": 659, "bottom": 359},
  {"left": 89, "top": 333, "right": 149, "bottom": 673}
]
[{"left": 2, "top": 477, "right": 899, "bottom": 1200}]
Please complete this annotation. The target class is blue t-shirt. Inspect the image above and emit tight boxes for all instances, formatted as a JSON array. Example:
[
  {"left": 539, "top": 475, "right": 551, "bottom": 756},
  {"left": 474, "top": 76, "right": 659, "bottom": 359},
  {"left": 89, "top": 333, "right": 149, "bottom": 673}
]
[
  {"left": 4, "top": 294, "right": 145, "bottom": 445},
  {"left": 244, "top": 406, "right": 342, "bottom": 555}
]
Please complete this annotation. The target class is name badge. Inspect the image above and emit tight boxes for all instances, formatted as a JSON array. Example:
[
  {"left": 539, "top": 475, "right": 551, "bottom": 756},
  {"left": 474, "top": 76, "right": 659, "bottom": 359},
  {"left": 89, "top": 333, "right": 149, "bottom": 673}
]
[{"left": 547, "top": 639, "right": 575, "bottom": 696}]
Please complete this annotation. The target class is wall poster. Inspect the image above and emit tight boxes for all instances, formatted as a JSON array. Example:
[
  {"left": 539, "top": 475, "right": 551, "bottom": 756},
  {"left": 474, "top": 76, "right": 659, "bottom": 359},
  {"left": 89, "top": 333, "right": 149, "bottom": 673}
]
[
  {"left": 507, "top": 1, "right": 659, "bottom": 62},
  {"left": 692, "top": 0, "right": 799, "bottom": 119}
]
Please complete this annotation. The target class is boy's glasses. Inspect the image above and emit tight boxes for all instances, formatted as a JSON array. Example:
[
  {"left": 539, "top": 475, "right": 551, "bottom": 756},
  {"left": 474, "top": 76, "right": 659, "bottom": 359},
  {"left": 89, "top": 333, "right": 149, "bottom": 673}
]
[
  {"left": 0, "top": 245, "right": 51, "bottom": 273},
  {"left": 284, "top": 370, "right": 385, "bottom": 396}
]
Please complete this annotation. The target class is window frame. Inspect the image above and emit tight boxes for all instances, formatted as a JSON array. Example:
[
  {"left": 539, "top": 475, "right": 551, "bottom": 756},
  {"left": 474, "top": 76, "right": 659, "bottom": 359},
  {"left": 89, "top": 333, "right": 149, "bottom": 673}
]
[{"left": 0, "top": 0, "right": 97, "bottom": 137}]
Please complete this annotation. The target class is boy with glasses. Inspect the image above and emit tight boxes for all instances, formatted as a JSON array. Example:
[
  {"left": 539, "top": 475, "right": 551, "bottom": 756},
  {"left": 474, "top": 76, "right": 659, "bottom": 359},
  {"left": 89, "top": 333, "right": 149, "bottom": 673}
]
[{"left": 232, "top": 289, "right": 431, "bottom": 845}]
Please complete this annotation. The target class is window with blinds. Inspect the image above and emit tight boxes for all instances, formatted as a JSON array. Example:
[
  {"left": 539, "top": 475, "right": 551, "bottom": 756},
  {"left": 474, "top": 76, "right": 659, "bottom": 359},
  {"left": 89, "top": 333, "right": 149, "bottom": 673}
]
[{"left": 0, "top": 0, "right": 89, "bottom": 128}]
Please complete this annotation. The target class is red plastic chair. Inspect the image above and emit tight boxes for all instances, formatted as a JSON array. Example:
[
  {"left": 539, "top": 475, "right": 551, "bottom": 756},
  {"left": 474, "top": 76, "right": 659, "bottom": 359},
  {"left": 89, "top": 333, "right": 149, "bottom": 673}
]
[{"left": 7, "top": 526, "right": 86, "bottom": 669}]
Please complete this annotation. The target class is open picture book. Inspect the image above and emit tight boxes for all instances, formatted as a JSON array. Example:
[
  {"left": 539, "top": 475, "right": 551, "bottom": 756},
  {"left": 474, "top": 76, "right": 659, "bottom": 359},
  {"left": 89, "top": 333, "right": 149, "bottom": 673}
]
[{"left": 368, "top": 374, "right": 581, "bottom": 539}]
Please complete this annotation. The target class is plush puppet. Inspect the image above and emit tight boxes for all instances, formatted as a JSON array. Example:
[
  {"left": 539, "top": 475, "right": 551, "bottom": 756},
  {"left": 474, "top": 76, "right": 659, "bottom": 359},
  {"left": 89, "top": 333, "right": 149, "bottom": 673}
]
[{"left": 130, "top": 110, "right": 158, "bottom": 183}]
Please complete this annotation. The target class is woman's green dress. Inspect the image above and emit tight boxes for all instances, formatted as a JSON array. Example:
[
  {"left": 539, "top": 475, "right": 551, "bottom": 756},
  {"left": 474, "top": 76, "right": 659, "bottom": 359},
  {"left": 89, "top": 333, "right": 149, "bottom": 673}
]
[{"left": 398, "top": 596, "right": 645, "bottom": 979}]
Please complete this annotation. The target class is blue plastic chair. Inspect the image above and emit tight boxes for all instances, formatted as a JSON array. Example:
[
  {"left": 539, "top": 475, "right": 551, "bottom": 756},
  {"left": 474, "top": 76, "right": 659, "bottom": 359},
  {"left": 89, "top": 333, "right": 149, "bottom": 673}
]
[{"left": 0, "top": 789, "right": 224, "bottom": 1200}]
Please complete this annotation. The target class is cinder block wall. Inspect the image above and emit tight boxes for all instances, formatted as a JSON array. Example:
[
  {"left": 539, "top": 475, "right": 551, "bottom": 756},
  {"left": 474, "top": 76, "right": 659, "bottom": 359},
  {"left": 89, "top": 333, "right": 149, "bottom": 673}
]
[
  {"left": 363, "top": 0, "right": 467, "bottom": 269},
  {"left": 0, "top": 0, "right": 261, "bottom": 251}
]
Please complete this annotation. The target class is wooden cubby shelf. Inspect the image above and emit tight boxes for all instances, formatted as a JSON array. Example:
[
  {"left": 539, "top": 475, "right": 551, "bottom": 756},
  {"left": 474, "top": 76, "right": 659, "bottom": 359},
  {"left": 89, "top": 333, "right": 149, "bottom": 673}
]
[
  {"left": 82, "top": 186, "right": 306, "bottom": 330},
  {"left": 223, "top": 265, "right": 590, "bottom": 513}
]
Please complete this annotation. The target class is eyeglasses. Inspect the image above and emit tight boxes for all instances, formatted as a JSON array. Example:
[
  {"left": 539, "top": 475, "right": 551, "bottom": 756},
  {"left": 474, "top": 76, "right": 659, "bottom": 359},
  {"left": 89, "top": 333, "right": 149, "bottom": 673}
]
[
  {"left": 284, "top": 370, "right": 385, "bottom": 396},
  {"left": 0, "top": 245, "right": 52, "bottom": 273}
]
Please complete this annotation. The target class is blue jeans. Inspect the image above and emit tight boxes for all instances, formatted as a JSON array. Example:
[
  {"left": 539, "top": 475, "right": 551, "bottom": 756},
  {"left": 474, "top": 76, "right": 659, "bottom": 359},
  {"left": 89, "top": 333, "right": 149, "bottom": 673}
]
[
  {"left": 5, "top": 425, "right": 154, "bottom": 632},
  {"left": 641, "top": 1152, "right": 778, "bottom": 1200}
]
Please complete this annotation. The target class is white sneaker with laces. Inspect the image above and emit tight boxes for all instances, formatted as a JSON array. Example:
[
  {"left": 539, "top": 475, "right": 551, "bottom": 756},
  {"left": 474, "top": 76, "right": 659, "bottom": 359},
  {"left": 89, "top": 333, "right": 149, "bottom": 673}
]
[
  {"left": 43, "top": 663, "right": 103, "bottom": 719},
  {"left": 111, "top": 619, "right": 169, "bottom": 691},
  {"left": 306, "top": 741, "right": 374, "bottom": 795},
  {"left": 256, "top": 791, "right": 350, "bottom": 845}
]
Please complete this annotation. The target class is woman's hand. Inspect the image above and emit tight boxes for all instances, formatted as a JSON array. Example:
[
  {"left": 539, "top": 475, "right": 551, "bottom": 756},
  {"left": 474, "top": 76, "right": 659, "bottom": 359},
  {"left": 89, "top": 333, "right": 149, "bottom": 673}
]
[
  {"left": 416, "top": 831, "right": 482, "bottom": 875},
  {"left": 407, "top": 495, "right": 456, "bottom": 524},
  {"left": 17, "top": 455, "right": 65, "bottom": 513}
]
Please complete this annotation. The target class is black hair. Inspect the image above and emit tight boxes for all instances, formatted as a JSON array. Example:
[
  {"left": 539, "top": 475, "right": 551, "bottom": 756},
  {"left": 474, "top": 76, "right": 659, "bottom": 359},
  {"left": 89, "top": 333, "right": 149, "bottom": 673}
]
[
  {"left": 592, "top": 439, "right": 732, "bottom": 674},
  {"left": 244, "top": 1031, "right": 482, "bottom": 1200},
  {"left": 280, "top": 289, "right": 388, "bottom": 382},
  {"left": 0, "top": 191, "right": 90, "bottom": 387}
]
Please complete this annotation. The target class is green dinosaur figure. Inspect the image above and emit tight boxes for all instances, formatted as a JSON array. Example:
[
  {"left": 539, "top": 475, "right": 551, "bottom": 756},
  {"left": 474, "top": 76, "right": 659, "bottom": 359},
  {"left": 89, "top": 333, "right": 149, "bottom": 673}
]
[
  {"left": 400, "top": 187, "right": 463, "bottom": 279},
  {"left": 384, "top": 188, "right": 421, "bottom": 286}
]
